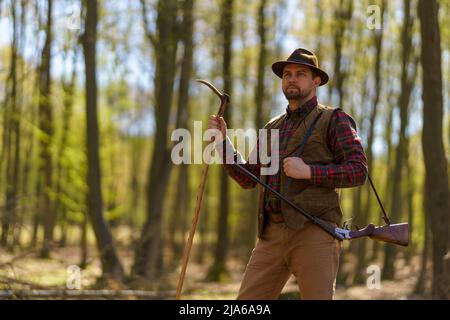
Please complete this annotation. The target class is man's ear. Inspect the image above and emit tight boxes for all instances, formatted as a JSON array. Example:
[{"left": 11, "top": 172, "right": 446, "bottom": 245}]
[{"left": 313, "top": 75, "right": 321, "bottom": 87}]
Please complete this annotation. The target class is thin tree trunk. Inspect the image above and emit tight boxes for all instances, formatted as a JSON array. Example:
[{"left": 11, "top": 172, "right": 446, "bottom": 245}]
[
  {"left": 39, "top": 0, "right": 55, "bottom": 258},
  {"left": 1, "top": 1, "right": 19, "bottom": 248},
  {"left": 371, "top": 90, "right": 395, "bottom": 261},
  {"left": 413, "top": 210, "right": 430, "bottom": 295},
  {"left": 329, "top": 0, "right": 353, "bottom": 107},
  {"left": 233, "top": 23, "right": 251, "bottom": 253},
  {"left": 333, "top": 0, "right": 353, "bottom": 286},
  {"left": 197, "top": 97, "right": 216, "bottom": 265},
  {"left": 56, "top": 53, "right": 77, "bottom": 248},
  {"left": 207, "top": 0, "right": 234, "bottom": 282},
  {"left": 133, "top": 0, "right": 179, "bottom": 280},
  {"left": 80, "top": 212, "right": 88, "bottom": 269},
  {"left": 353, "top": 0, "right": 386, "bottom": 283},
  {"left": 404, "top": 135, "right": 415, "bottom": 264},
  {"left": 168, "top": 166, "right": 188, "bottom": 262},
  {"left": 271, "top": 0, "right": 288, "bottom": 112},
  {"left": 314, "top": 0, "right": 324, "bottom": 62},
  {"left": 128, "top": 137, "right": 144, "bottom": 228},
  {"left": 30, "top": 199, "right": 40, "bottom": 249},
  {"left": 12, "top": 0, "right": 28, "bottom": 249},
  {"left": 25, "top": 77, "right": 41, "bottom": 250},
  {"left": 82, "top": 0, "right": 124, "bottom": 281},
  {"left": 196, "top": 169, "right": 211, "bottom": 264},
  {"left": 170, "top": 0, "right": 194, "bottom": 265},
  {"left": 383, "top": 0, "right": 416, "bottom": 279},
  {"left": 253, "top": 0, "right": 268, "bottom": 232},
  {"left": 346, "top": 6, "right": 370, "bottom": 275},
  {"left": 255, "top": 0, "right": 267, "bottom": 131},
  {"left": 418, "top": 0, "right": 450, "bottom": 299},
  {"left": 235, "top": 0, "right": 267, "bottom": 262}
]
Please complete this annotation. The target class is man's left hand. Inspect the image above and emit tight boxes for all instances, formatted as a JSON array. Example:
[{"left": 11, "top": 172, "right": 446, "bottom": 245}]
[{"left": 283, "top": 157, "right": 311, "bottom": 180}]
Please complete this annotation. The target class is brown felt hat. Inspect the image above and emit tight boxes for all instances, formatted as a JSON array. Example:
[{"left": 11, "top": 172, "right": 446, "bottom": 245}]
[{"left": 272, "top": 48, "right": 329, "bottom": 86}]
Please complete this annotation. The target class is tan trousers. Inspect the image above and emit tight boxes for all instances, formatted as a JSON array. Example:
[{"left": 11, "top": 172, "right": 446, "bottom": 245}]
[{"left": 237, "top": 221, "right": 341, "bottom": 300}]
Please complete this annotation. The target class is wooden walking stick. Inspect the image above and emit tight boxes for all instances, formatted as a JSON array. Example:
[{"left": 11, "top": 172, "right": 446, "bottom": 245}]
[{"left": 175, "top": 80, "right": 229, "bottom": 300}]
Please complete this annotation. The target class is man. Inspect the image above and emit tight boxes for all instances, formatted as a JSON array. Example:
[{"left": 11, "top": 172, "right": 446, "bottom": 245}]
[{"left": 208, "top": 48, "right": 368, "bottom": 300}]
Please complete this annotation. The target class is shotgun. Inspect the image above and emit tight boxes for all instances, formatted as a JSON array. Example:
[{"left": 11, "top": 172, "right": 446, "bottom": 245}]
[{"left": 231, "top": 162, "right": 409, "bottom": 246}]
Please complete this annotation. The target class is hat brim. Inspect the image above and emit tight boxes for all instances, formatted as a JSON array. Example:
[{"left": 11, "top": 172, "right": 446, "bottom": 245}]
[{"left": 272, "top": 61, "right": 329, "bottom": 86}]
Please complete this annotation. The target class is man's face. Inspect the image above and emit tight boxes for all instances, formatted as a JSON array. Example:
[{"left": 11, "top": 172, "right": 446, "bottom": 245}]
[{"left": 281, "top": 64, "right": 321, "bottom": 100}]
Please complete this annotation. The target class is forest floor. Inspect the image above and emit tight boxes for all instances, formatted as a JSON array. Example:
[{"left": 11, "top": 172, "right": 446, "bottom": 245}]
[
  {"left": 0, "top": 244, "right": 431, "bottom": 300},
  {"left": 178, "top": 253, "right": 430, "bottom": 300}
]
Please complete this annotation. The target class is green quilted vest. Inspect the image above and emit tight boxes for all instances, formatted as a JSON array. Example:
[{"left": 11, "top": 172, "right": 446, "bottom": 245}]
[{"left": 256, "top": 104, "right": 343, "bottom": 238}]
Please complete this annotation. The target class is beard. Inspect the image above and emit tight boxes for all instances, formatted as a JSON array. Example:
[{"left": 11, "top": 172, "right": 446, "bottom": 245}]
[{"left": 283, "top": 86, "right": 311, "bottom": 100}]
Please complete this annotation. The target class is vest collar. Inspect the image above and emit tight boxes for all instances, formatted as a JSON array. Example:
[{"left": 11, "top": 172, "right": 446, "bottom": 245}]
[{"left": 285, "top": 96, "right": 318, "bottom": 119}]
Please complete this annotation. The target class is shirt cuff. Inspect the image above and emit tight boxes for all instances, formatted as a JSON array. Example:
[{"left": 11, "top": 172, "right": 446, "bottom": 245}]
[{"left": 215, "top": 136, "right": 245, "bottom": 164}]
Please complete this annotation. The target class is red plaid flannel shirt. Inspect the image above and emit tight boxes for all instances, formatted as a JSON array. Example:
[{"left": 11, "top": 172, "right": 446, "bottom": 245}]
[{"left": 218, "top": 96, "right": 368, "bottom": 212}]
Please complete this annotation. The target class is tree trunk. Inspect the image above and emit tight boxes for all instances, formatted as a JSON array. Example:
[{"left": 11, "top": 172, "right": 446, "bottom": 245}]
[
  {"left": 232, "top": 15, "right": 254, "bottom": 255},
  {"left": 168, "top": 165, "right": 190, "bottom": 262},
  {"left": 1, "top": 1, "right": 19, "bottom": 248},
  {"left": 80, "top": 212, "right": 88, "bottom": 269},
  {"left": 38, "top": 0, "right": 55, "bottom": 258},
  {"left": 413, "top": 210, "right": 430, "bottom": 295},
  {"left": 329, "top": 0, "right": 353, "bottom": 107},
  {"left": 207, "top": 0, "right": 234, "bottom": 281},
  {"left": 383, "top": 0, "right": 416, "bottom": 279},
  {"left": 404, "top": 135, "right": 415, "bottom": 264},
  {"left": 255, "top": 0, "right": 267, "bottom": 130},
  {"left": 171, "top": 0, "right": 194, "bottom": 264},
  {"left": 197, "top": 170, "right": 211, "bottom": 264},
  {"left": 371, "top": 91, "right": 395, "bottom": 261},
  {"left": 30, "top": 202, "right": 40, "bottom": 249},
  {"left": 314, "top": 0, "right": 324, "bottom": 62},
  {"left": 12, "top": 0, "right": 28, "bottom": 249},
  {"left": 253, "top": 0, "right": 268, "bottom": 198},
  {"left": 82, "top": 0, "right": 124, "bottom": 282},
  {"left": 353, "top": 0, "right": 386, "bottom": 284},
  {"left": 235, "top": 0, "right": 267, "bottom": 262},
  {"left": 128, "top": 140, "right": 141, "bottom": 229},
  {"left": 418, "top": 0, "right": 450, "bottom": 299},
  {"left": 56, "top": 53, "right": 77, "bottom": 248},
  {"left": 133, "top": 0, "right": 179, "bottom": 280},
  {"left": 333, "top": 0, "right": 353, "bottom": 286}
]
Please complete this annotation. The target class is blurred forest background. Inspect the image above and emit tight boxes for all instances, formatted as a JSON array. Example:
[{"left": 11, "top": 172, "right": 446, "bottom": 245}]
[{"left": 0, "top": 0, "right": 449, "bottom": 299}]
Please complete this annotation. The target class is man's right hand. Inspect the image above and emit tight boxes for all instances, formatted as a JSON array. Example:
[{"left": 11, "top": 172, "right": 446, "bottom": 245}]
[{"left": 207, "top": 115, "right": 227, "bottom": 142}]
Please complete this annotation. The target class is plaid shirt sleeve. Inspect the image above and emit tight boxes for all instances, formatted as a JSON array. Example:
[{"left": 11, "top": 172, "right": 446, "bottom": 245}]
[
  {"left": 215, "top": 136, "right": 260, "bottom": 189},
  {"left": 309, "top": 109, "right": 368, "bottom": 188}
]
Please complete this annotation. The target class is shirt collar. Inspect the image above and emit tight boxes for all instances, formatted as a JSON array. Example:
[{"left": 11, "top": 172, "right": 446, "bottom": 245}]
[{"left": 285, "top": 96, "right": 318, "bottom": 119}]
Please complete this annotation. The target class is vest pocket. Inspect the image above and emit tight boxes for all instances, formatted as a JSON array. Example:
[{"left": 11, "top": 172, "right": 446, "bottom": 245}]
[{"left": 293, "top": 185, "right": 340, "bottom": 217}]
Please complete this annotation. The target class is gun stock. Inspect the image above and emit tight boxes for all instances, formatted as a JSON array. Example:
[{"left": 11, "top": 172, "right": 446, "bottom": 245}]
[
  {"left": 347, "top": 222, "right": 409, "bottom": 247},
  {"left": 369, "top": 223, "right": 409, "bottom": 247}
]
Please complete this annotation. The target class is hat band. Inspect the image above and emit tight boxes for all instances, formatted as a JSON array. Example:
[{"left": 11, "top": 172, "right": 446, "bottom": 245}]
[{"left": 285, "top": 57, "right": 317, "bottom": 68}]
